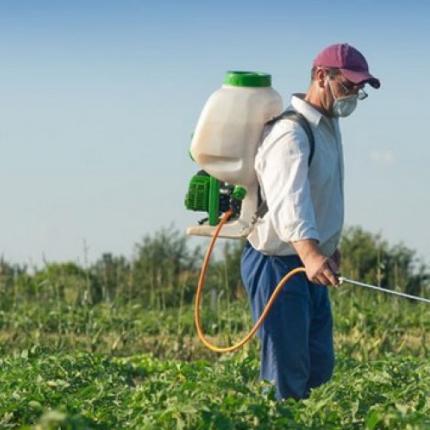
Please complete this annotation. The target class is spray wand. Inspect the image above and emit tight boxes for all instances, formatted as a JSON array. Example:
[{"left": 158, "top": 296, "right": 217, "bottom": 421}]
[{"left": 339, "top": 277, "right": 430, "bottom": 304}]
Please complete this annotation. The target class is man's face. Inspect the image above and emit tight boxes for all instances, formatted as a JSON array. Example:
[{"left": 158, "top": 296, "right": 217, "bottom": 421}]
[{"left": 317, "top": 68, "right": 366, "bottom": 117}]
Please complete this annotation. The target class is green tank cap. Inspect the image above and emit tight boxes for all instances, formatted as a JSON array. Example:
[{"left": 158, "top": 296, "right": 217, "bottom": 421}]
[{"left": 224, "top": 71, "right": 271, "bottom": 88}]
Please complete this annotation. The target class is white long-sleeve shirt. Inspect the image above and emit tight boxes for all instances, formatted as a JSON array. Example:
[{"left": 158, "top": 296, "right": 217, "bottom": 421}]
[{"left": 247, "top": 94, "right": 344, "bottom": 257}]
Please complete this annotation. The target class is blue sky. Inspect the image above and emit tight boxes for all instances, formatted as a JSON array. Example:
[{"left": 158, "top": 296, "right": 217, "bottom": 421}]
[{"left": 0, "top": 1, "right": 429, "bottom": 266}]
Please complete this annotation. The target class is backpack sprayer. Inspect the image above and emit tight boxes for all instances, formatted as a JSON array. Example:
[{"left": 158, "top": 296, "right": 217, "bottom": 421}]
[
  {"left": 186, "top": 71, "right": 283, "bottom": 239},
  {"left": 185, "top": 71, "right": 430, "bottom": 354}
]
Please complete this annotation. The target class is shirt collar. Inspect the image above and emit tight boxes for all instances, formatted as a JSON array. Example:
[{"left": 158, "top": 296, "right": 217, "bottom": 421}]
[{"left": 290, "top": 93, "right": 323, "bottom": 127}]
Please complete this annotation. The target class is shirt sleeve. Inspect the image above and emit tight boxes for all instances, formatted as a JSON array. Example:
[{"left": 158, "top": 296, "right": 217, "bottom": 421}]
[{"left": 255, "top": 120, "right": 320, "bottom": 244}]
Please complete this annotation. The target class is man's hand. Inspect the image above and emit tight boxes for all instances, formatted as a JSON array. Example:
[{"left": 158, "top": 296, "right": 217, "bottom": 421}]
[
  {"left": 303, "top": 253, "right": 339, "bottom": 286},
  {"left": 291, "top": 239, "right": 340, "bottom": 287}
]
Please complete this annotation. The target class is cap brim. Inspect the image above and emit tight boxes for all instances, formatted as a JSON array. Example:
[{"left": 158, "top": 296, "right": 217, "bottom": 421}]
[{"left": 340, "top": 68, "right": 381, "bottom": 89}]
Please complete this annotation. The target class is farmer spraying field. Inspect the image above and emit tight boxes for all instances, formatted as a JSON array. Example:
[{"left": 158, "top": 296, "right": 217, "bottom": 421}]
[
  {"left": 239, "top": 44, "right": 380, "bottom": 400},
  {"left": 240, "top": 44, "right": 381, "bottom": 400},
  {"left": 186, "top": 43, "right": 382, "bottom": 400}
]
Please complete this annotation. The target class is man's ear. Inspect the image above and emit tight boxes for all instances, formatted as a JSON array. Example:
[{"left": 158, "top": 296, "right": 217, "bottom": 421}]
[{"left": 315, "top": 68, "right": 326, "bottom": 89}]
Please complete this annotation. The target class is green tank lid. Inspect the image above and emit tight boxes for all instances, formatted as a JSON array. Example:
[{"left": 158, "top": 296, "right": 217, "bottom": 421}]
[{"left": 224, "top": 71, "right": 271, "bottom": 88}]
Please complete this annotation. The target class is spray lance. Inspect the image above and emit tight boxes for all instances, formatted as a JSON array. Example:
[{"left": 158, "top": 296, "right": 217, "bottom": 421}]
[{"left": 185, "top": 71, "right": 430, "bottom": 354}]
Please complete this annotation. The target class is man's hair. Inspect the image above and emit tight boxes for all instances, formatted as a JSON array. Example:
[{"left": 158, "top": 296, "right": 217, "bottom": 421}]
[{"left": 310, "top": 66, "right": 340, "bottom": 82}]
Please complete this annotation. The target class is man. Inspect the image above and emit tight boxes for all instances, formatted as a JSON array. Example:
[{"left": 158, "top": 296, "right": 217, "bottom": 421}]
[{"left": 241, "top": 43, "right": 380, "bottom": 400}]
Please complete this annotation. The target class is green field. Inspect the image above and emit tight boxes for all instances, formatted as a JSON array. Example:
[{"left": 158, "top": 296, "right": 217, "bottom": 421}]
[{"left": 0, "top": 227, "right": 429, "bottom": 429}]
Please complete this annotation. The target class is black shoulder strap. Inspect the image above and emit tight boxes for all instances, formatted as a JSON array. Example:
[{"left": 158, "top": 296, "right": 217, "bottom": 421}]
[
  {"left": 255, "top": 110, "right": 315, "bottom": 219},
  {"left": 265, "top": 110, "right": 315, "bottom": 165}
]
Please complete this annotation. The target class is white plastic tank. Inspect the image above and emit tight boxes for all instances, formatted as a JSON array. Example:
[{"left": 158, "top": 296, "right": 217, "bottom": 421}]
[{"left": 190, "top": 71, "right": 283, "bottom": 187}]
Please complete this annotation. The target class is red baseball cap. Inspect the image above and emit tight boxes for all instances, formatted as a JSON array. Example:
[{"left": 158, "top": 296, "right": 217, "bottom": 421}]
[{"left": 313, "top": 43, "right": 381, "bottom": 89}]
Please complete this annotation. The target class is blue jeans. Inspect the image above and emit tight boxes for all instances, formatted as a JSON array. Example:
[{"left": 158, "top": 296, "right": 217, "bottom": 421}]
[{"left": 240, "top": 241, "right": 334, "bottom": 400}]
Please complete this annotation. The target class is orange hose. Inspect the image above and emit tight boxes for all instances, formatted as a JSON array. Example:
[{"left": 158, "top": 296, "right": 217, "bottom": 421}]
[{"left": 194, "top": 208, "right": 307, "bottom": 353}]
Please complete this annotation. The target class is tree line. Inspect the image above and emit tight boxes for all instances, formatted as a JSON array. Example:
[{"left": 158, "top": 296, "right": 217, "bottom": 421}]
[{"left": 0, "top": 225, "right": 428, "bottom": 309}]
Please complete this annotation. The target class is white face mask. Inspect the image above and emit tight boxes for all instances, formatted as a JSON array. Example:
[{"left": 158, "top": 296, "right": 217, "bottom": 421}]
[{"left": 327, "top": 79, "right": 358, "bottom": 117}]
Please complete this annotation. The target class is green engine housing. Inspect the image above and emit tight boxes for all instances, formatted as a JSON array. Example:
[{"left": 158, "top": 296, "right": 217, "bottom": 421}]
[{"left": 184, "top": 171, "right": 246, "bottom": 226}]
